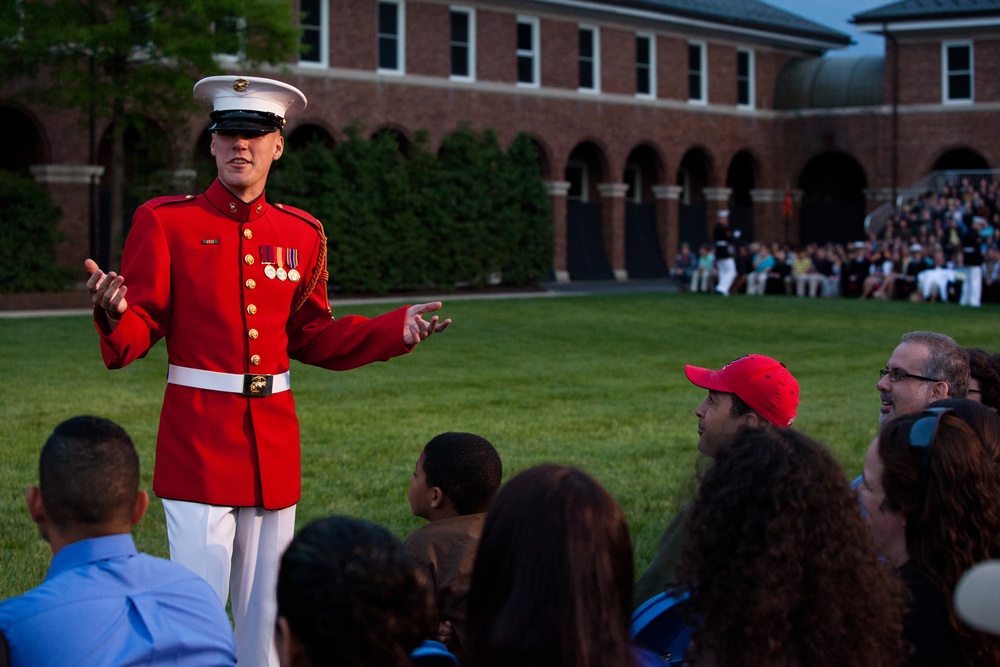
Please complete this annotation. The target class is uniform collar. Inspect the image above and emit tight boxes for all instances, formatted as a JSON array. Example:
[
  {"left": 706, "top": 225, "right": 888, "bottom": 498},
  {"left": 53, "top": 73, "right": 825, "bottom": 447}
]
[{"left": 206, "top": 178, "right": 269, "bottom": 222}]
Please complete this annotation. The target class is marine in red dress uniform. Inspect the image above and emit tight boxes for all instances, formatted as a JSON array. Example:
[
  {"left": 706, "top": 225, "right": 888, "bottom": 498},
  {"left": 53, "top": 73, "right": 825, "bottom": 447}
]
[
  {"left": 95, "top": 177, "right": 411, "bottom": 509},
  {"left": 85, "top": 75, "right": 450, "bottom": 667}
]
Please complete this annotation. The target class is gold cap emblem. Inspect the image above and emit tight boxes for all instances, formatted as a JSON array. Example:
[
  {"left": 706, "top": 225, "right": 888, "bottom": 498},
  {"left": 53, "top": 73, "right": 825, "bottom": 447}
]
[{"left": 233, "top": 77, "right": 250, "bottom": 92}]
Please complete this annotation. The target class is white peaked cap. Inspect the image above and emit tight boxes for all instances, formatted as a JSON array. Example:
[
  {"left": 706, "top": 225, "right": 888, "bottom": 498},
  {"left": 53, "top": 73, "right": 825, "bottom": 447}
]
[{"left": 193, "top": 75, "right": 307, "bottom": 131}]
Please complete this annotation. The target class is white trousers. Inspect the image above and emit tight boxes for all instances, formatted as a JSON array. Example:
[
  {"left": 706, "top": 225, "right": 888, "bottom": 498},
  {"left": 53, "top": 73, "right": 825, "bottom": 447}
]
[
  {"left": 918, "top": 268, "right": 953, "bottom": 302},
  {"left": 716, "top": 258, "right": 736, "bottom": 295},
  {"left": 960, "top": 266, "right": 982, "bottom": 307},
  {"left": 163, "top": 499, "right": 297, "bottom": 667}
]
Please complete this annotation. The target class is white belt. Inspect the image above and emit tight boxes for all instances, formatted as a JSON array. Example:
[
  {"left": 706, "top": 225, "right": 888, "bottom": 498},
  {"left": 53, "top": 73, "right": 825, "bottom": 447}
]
[{"left": 167, "top": 364, "right": 290, "bottom": 397}]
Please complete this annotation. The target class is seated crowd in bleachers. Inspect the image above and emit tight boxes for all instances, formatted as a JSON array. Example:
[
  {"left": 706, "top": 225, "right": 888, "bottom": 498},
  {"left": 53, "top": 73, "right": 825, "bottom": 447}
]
[{"left": 674, "top": 177, "right": 1000, "bottom": 305}]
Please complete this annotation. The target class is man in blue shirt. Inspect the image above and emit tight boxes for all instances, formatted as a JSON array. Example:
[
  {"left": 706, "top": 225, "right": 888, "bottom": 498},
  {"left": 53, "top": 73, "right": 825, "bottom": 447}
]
[{"left": 0, "top": 416, "right": 236, "bottom": 666}]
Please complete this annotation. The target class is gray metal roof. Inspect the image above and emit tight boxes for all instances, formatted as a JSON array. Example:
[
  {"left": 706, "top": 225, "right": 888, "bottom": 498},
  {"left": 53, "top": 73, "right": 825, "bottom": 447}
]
[
  {"left": 774, "top": 56, "right": 885, "bottom": 109},
  {"left": 569, "top": 1, "right": 852, "bottom": 46},
  {"left": 854, "top": 0, "right": 1000, "bottom": 24}
]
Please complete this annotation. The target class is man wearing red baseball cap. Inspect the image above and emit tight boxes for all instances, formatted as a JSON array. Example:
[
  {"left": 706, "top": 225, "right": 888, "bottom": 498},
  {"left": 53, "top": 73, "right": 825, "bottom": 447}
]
[{"left": 633, "top": 354, "right": 799, "bottom": 606}]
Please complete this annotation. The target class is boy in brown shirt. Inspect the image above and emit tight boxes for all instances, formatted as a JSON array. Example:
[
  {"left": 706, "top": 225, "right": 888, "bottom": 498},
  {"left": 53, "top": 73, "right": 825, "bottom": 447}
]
[{"left": 405, "top": 432, "right": 502, "bottom": 660}]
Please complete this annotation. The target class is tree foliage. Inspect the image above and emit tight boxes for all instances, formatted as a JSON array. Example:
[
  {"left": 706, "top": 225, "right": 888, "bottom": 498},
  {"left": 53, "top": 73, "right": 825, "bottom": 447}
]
[
  {"left": 1, "top": 0, "right": 299, "bottom": 128},
  {"left": 0, "top": 0, "right": 301, "bottom": 266},
  {"left": 0, "top": 171, "right": 74, "bottom": 293}
]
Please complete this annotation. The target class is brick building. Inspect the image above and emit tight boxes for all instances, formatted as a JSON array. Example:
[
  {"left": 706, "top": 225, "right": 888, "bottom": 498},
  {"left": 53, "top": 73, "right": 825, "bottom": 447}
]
[{"left": 4, "top": 0, "right": 1000, "bottom": 283}]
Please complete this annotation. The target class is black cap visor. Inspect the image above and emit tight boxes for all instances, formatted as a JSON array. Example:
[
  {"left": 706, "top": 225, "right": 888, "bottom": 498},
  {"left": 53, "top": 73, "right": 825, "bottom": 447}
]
[{"left": 209, "top": 110, "right": 283, "bottom": 134}]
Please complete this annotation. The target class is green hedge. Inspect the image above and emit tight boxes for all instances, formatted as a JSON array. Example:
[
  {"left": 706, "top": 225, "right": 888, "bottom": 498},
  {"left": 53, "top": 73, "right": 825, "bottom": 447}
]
[
  {"left": 0, "top": 171, "right": 74, "bottom": 293},
  {"left": 269, "top": 124, "right": 553, "bottom": 295}
]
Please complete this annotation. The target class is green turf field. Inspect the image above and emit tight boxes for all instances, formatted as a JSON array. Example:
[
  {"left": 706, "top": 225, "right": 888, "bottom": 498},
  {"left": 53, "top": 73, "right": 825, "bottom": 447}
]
[{"left": 1, "top": 292, "right": 996, "bottom": 598}]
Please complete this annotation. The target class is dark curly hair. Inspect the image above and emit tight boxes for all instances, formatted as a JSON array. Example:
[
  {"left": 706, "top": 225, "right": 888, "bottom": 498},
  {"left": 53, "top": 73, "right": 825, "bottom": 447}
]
[
  {"left": 276, "top": 516, "right": 436, "bottom": 667},
  {"left": 422, "top": 432, "right": 502, "bottom": 515},
  {"left": 678, "top": 427, "right": 905, "bottom": 667},
  {"left": 879, "top": 408, "right": 1000, "bottom": 664},
  {"left": 464, "top": 464, "right": 638, "bottom": 667},
  {"left": 966, "top": 347, "right": 1000, "bottom": 411}
]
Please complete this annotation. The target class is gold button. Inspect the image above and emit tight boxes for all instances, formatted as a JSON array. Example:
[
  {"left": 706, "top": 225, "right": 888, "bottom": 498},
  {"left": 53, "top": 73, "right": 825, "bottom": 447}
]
[
  {"left": 250, "top": 354, "right": 261, "bottom": 366},
  {"left": 248, "top": 328, "right": 259, "bottom": 340},
  {"left": 244, "top": 254, "right": 254, "bottom": 265},
  {"left": 246, "top": 304, "right": 257, "bottom": 315},
  {"left": 243, "top": 229, "right": 253, "bottom": 240},
  {"left": 245, "top": 278, "right": 256, "bottom": 290}
]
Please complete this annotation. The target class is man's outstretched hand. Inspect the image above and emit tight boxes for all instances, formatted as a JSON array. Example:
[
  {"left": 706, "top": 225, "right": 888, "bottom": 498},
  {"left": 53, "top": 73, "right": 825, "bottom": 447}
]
[
  {"left": 85, "top": 259, "right": 128, "bottom": 330},
  {"left": 403, "top": 302, "right": 451, "bottom": 346}
]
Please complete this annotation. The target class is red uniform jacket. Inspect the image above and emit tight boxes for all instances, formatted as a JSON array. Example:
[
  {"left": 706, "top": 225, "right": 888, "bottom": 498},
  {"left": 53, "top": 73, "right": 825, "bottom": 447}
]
[{"left": 96, "top": 179, "right": 411, "bottom": 509}]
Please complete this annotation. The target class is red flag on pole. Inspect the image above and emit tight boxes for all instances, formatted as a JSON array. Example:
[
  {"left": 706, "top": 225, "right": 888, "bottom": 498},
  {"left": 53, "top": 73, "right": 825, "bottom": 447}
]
[{"left": 781, "top": 189, "right": 793, "bottom": 220}]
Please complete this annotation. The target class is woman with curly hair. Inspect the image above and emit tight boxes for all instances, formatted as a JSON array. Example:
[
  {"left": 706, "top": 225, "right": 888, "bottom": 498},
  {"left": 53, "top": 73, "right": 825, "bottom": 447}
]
[
  {"left": 463, "top": 464, "right": 659, "bottom": 667},
  {"left": 861, "top": 405, "right": 1000, "bottom": 665},
  {"left": 678, "top": 427, "right": 905, "bottom": 667}
]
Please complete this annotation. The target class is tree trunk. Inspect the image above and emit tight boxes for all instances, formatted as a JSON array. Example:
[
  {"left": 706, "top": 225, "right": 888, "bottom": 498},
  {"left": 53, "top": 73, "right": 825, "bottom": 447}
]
[{"left": 110, "top": 99, "right": 126, "bottom": 270}]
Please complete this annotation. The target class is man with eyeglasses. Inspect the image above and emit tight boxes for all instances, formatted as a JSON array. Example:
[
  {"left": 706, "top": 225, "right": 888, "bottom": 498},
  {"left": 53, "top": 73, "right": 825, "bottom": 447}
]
[
  {"left": 877, "top": 331, "right": 970, "bottom": 424},
  {"left": 851, "top": 332, "right": 970, "bottom": 499}
]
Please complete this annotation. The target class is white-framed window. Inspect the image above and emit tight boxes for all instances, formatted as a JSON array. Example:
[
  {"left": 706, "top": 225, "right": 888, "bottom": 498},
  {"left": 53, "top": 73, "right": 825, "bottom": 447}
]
[
  {"left": 578, "top": 24, "right": 599, "bottom": 92},
  {"left": 450, "top": 6, "right": 475, "bottom": 81},
  {"left": 688, "top": 40, "right": 706, "bottom": 103},
  {"left": 737, "top": 47, "right": 754, "bottom": 108},
  {"left": 942, "top": 41, "right": 973, "bottom": 103},
  {"left": 299, "top": 0, "right": 328, "bottom": 67},
  {"left": 213, "top": 15, "right": 246, "bottom": 62},
  {"left": 377, "top": 0, "right": 405, "bottom": 74},
  {"left": 635, "top": 32, "right": 655, "bottom": 98},
  {"left": 516, "top": 15, "right": 540, "bottom": 87}
]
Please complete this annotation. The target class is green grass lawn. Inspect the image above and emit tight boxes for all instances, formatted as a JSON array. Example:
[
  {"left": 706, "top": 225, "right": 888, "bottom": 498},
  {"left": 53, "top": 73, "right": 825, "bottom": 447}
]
[{"left": 1, "top": 292, "right": 996, "bottom": 598}]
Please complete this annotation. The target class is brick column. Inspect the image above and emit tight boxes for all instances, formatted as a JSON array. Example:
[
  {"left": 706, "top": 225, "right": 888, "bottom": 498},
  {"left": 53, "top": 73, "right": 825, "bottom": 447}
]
[
  {"left": 652, "top": 184, "right": 683, "bottom": 268},
  {"left": 547, "top": 180, "right": 571, "bottom": 283},
  {"left": 750, "top": 188, "right": 781, "bottom": 242},
  {"left": 703, "top": 186, "right": 732, "bottom": 238},
  {"left": 598, "top": 182, "right": 629, "bottom": 282},
  {"left": 30, "top": 164, "right": 105, "bottom": 269}
]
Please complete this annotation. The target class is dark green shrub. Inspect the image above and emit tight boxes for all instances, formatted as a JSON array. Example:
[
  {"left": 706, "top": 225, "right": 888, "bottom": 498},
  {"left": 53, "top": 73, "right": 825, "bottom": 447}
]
[
  {"left": 0, "top": 171, "right": 74, "bottom": 293},
  {"left": 498, "top": 133, "right": 553, "bottom": 285},
  {"left": 268, "top": 123, "right": 553, "bottom": 295},
  {"left": 270, "top": 125, "right": 424, "bottom": 295}
]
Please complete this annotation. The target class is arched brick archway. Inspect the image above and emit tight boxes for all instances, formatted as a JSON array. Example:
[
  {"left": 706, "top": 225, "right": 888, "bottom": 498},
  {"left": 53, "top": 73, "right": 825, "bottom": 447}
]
[
  {"left": 0, "top": 106, "right": 48, "bottom": 175},
  {"left": 676, "top": 148, "right": 714, "bottom": 249},
  {"left": 931, "top": 147, "right": 989, "bottom": 171},
  {"left": 624, "top": 144, "right": 668, "bottom": 278},
  {"left": 798, "top": 151, "right": 867, "bottom": 245},
  {"left": 727, "top": 150, "right": 759, "bottom": 244},
  {"left": 565, "top": 141, "right": 612, "bottom": 280},
  {"left": 287, "top": 123, "right": 336, "bottom": 151},
  {"left": 372, "top": 126, "right": 412, "bottom": 156}
]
